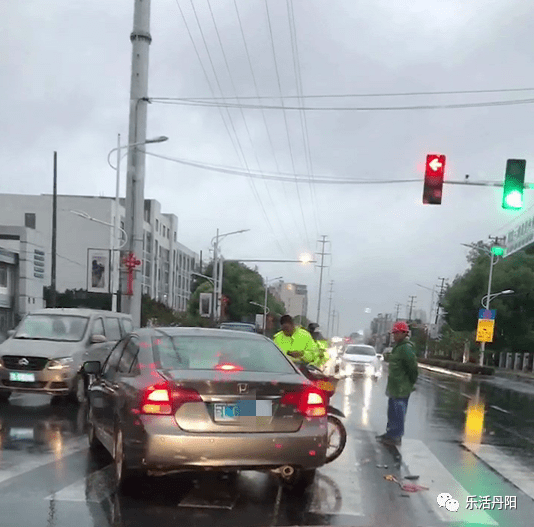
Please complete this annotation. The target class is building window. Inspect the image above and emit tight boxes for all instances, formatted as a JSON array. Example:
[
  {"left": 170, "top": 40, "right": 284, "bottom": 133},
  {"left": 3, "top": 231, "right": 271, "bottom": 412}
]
[
  {"left": 25, "top": 213, "right": 36, "bottom": 229},
  {"left": 156, "top": 219, "right": 159, "bottom": 232},
  {"left": 0, "top": 264, "right": 8, "bottom": 288},
  {"left": 174, "top": 231, "right": 177, "bottom": 242}
]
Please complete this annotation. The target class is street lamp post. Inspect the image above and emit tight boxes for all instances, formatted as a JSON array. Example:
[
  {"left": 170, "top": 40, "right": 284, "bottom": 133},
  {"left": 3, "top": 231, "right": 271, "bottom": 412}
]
[
  {"left": 108, "top": 135, "right": 168, "bottom": 315},
  {"left": 416, "top": 283, "right": 436, "bottom": 358},
  {"left": 211, "top": 229, "right": 251, "bottom": 323},
  {"left": 262, "top": 276, "right": 282, "bottom": 333},
  {"left": 69, "top": 210, "right": 129, "bottom": 312}
]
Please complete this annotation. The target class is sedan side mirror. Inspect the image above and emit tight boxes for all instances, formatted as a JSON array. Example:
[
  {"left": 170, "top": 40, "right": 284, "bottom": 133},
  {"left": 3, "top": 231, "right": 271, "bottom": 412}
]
[
  {"left": 83, "top": 361, "right": 101, "bottom": 375},
  {"left": 90, "top": 334, "right": 107, "bottom": 344}
]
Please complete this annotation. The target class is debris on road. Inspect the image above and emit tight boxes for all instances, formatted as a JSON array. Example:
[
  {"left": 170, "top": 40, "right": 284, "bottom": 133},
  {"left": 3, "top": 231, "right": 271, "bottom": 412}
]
[{"left": 384, "top": 474, "right": 429, "bottom": 492}]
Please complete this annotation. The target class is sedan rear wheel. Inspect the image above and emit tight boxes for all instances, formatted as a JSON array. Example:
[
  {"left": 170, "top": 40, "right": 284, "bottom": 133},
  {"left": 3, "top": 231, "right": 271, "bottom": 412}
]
[
  {"left": 0, "top": 390, "right": 11, "bottom": 402},
  {"left": 284, "top": 468, "right": 316, "bottom": 494},
  {"left": 113, "top": 427, "right": 136, "bottom": 492}
]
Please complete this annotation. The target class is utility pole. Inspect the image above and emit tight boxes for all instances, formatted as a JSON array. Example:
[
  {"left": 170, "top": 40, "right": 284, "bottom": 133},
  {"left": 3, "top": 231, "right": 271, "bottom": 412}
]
[
  {"left": 315, "top": 235, "right": 330, "bottom": 325},
  {"left": 326, "top": 280, "right": 334, "bottom": 337},
  {"left": 434, "top": 278, "right": 447, "bottom": 325},
  {"left": 394, "top": 303, "right": 401, "bottom": 321},
  {"left": 408, "top": 296, "right": 417, "bottom": 322},
  {"left": 123, "top": 0, "right": 152, "bottom": 327},
  {"left": 50, "top": 152, "right": 58, "bottom": 308}
]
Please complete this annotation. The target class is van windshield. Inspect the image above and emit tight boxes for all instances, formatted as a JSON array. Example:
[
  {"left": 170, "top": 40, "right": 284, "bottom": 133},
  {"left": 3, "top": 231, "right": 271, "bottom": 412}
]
[{"left": 15, "top": 315, "right": 89, "bottom": 342}]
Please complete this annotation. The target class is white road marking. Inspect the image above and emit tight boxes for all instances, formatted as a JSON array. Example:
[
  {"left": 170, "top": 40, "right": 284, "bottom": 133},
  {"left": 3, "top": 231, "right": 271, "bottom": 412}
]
[
  {"left": 489, "top": 405, "right": 511, "bottom": 414},
  {"left": 399, "top": 439, "right": 498, "bottom": 526},
  {"left": 463, "top": 442, "right": 534, "bottom": 500},
  {"left": 0, "top": 437, "right": 88, "bottom": 485},
  {"left": 45, "top": 465, "right": 114, "bottom": 502}
]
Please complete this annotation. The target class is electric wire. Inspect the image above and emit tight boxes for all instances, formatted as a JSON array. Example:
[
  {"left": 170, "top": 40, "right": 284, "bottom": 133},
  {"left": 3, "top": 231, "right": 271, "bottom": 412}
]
[
  {"left": 150, "top": 96, "right": 534, "bottom": 111},
  {"left": 185, "top": 0, "right": 282, "bottom": 255},
  {"left": 145, "top": 151, "right": 421, "bottom": 184},
  {"left": 232, "top": 0, "right": 296, "bottom": 255},
  {"left": 173, "top": 0, "right": 242, "bottom": 164},
  {"left": 287, "top": 0, "right": 320, "bottom": 240},
  {"left": 264, "top": 0, "right": 311, "bottom": 250},
  {"left": 170, "top": 86, "right": 534, "bottom": 101},
  {"left": 205, "top": 0, "right": 286, "bottom": 255}
]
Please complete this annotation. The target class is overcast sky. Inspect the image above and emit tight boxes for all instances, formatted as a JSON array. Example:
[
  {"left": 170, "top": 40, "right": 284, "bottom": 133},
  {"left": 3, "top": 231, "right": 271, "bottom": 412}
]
[{"left": 3, "top": 0, "right": 534, "bottom": 335}]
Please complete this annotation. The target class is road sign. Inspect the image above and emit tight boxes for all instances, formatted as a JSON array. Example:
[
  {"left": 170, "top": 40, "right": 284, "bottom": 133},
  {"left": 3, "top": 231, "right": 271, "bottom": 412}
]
[
  {"left": 478, "top": 309, "right": 496, "bottom": 320},
  {"left": 476, "top": 319, "right": 495, "bottom": 342}
]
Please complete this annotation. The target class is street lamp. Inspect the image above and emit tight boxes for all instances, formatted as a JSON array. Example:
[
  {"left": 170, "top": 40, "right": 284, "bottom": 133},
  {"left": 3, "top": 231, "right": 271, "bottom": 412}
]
[
  {"left": 70, "top": 210, "right": 129, "bottom": 312},
  {"left": 262, "top": 276, "right": 282, "bottom": 333},
  {"left": 211, "top": 229, "right": 251, "bottom": 322},
  {"left": 463, "top": 239, "right": 506, "bottom": 365},
  {"left": 106, "top": 134, "right": 168, "bottom": 315},
  {"left": 416, "top": 283, "right": 436, "bottom": 358},
  {"left": 481, "top": 289, "right": 514, "bottom": 307}
]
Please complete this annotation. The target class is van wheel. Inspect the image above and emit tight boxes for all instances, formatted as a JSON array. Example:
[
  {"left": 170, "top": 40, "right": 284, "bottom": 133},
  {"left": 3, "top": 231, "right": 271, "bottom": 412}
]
[{"left": 69, "top": 374, "right": 86, "bottom": 404}]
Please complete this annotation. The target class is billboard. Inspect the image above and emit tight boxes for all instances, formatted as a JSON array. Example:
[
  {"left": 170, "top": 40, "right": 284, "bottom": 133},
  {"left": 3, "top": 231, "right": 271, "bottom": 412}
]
[{"left": 87, "top": 249, "right": 110, "bottom": 293}]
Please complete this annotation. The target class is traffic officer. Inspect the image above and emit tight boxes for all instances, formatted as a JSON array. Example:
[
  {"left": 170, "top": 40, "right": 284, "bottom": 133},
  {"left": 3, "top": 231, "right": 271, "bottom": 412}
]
[
  {"left": 274, "top": 315, "right": 318, "bottom": 364},
  {"left": 307, "top": 323, "right": 330, "bottom": 368}
]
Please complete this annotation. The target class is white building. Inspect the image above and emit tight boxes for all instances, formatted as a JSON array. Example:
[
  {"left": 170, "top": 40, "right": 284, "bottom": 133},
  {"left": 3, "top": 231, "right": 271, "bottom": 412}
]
[
  {"left": 0, "top": 194, "right": 198, "bottom": 314},
  {"left": 270, "top": 281, "right": 308, "bottom": 322}
]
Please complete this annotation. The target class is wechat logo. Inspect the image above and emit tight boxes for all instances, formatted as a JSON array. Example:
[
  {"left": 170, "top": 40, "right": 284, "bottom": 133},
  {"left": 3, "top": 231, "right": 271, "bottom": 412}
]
[{"left": 437, "top": 493, "right": 460, "bottom": 512}]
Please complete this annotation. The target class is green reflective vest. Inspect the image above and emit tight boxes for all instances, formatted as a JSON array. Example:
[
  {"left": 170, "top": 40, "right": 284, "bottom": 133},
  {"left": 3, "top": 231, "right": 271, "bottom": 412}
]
[{"left": 273, "top": 327, "right": 318, "bottom": 364}]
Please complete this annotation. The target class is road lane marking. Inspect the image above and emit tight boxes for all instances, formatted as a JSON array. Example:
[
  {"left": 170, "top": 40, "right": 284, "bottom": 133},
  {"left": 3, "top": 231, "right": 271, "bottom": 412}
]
[
  {"left": 45, "top": 465, "right": 114, "bottom": 502},
  {"left": 489, "top": 405, "right": 511, "bottom": 414},
  {"left": 399, "top": 439, "right": 498, "bottom": 526},
  {"left": 0, "top": 437, "right": 88, "bottom": 485},
  {"left": 463, "top": 442, "right": 534, "bottom": 500}
]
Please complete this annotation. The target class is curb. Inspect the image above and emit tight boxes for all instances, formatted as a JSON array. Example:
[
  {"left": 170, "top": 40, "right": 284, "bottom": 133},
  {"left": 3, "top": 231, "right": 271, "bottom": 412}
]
[{"left": 417, "top": 363, "right": 472, "bottom": 380}]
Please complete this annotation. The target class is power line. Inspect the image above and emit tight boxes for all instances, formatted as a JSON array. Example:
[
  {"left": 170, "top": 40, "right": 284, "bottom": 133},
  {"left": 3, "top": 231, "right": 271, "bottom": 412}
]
[
  {"left": 150, "top": 96, "right": 534, "bottom": 112},
  {"left": 144, "top": 151, "right": 421, "bottom": 184},
  {"left": 264, "top": 0, "right": 310, "bottom": 249},
  {"left": 286, "top": 0, "right": 320, "bottom": 240},
  {"left": 182, "top": 0, "right": 284, "bottom": 255},
  {"left": 167, "top": 86, "right": 534, "bottom": 101},
  {"left": 204, "top": 0, "right": 286, "bottom": 255},
  {"left": 231, "top": 0, "right": 296, "bottom": 256}
]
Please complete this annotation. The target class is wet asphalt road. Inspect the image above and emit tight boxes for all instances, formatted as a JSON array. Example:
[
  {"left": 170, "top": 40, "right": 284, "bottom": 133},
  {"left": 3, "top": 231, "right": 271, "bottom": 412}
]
[{"left": 1, "top": 367, "right": 533, "bottom": 527}]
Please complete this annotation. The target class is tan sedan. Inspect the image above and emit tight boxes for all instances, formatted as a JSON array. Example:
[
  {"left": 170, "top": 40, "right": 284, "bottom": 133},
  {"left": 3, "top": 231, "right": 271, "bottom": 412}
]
[{"left": 84, "top": 327, "right": 329, "bottom": 491}]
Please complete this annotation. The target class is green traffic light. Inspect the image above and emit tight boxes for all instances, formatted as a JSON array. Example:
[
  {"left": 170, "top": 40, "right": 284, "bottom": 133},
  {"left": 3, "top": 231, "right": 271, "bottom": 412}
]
[
  {"left": 491, "top": 245, "right": 505, "bottom": 256},
  {"left": 502, "top": 159, "right": 526, "bottom": 210}
]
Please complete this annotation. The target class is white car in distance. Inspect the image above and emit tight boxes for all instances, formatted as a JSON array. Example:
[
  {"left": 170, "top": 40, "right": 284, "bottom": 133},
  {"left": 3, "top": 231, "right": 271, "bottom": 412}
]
[{"left": 342, "top": 344, "right": 382, "bottom": 380}]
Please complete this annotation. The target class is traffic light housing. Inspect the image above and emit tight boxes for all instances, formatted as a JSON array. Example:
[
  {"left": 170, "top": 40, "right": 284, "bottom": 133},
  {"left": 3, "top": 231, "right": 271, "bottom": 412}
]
[
  {"left": 502, "top": 159, "right": 526, "bottom": 210},
  {"left": 491, "top": 245, "right": 505, "bottom": 257},
  {"left": 423, "top": 154, "right": 446, "bottom": 204}
]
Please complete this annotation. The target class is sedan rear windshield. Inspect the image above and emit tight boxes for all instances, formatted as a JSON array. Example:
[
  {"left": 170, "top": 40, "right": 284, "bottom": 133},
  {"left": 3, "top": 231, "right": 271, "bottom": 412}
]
[
  {"left": 346, "top": 346, "right": 376, "bottom": 356},
  {"left": 153, "top": 335, "right": 296, "bottom": 374},
  {"left": 15, "top": 315, "right": 89, "bottom": 342}
]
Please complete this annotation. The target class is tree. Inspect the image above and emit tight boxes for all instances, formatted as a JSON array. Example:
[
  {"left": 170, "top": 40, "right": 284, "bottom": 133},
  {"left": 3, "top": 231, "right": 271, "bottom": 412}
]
[
  {"left": 189, "top": 261, "right": 286, "bottom": 327},
  {"left": 442, "top": 243, "right": 534, "bottom": 354}
]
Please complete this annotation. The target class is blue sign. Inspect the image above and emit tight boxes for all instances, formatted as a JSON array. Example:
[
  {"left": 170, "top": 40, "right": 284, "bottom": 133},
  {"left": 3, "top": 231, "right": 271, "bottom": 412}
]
[{"left": 479, "top": 309, "right": 496, "bottom": 320}]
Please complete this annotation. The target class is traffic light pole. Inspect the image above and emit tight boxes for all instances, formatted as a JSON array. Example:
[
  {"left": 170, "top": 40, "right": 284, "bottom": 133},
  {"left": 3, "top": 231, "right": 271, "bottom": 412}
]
[{"left": 479, "top": 250, "right": 496, "bottom": 365}]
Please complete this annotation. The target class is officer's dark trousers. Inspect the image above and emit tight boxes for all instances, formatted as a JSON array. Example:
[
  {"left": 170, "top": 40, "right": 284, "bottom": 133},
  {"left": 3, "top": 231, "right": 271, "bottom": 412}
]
[{"left": 385, "top": 396, "right": 410, "bottom": 439}]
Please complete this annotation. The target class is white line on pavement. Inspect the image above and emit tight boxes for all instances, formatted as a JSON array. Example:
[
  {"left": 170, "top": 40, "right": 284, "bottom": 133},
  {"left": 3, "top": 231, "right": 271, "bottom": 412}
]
[
  {"left": 399, "top": 439, "right": 498, "bottom": 526},
  {"left": 463, "top": 442, "right": 534, "bottom": 500},
  {"left": 0, "top": 437, "right": 88, "bottom": 485},
  {"left": 45, "top": 465, "right": 114, "bottom": 502}
]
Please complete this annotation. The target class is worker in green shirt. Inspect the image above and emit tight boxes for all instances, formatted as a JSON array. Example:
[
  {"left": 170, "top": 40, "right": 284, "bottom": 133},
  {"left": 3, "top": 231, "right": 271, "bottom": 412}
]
[
  {"left": 273, "top": 315, "right": 318, "bottom": 365},
  {"left": 308, "top": 323, "right": 330, "bottom": 368}
]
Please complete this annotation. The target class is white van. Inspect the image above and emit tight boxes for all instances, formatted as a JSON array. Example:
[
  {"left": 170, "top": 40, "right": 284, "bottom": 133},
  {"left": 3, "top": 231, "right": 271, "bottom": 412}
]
[{"left": 0, "top": 308, "right": 133, "bottom": 403}]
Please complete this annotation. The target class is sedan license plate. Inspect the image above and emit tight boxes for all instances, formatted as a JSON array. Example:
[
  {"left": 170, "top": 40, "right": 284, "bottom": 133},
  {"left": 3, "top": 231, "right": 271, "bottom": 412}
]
[
  {"left": 9, "top": 372, "right": 35, "bottom": 382},
  {"left": 214, "top": 403, "right": 239, "bottom": 421}
]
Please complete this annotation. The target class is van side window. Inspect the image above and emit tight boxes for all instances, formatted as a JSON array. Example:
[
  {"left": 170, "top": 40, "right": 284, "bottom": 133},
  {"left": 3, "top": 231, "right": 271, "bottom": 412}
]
[
  {"left": 120, "top": 318, "right": 134, "bottom": 337},
  {"left": 104, "top": 317, "right": 121, "bottom": 341},
  {"left": 92, "top": 318, "right": 105, "bottom": 337}
]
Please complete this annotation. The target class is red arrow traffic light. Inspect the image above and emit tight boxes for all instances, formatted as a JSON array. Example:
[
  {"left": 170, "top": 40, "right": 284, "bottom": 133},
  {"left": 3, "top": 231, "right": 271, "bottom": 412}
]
[{"left": 423, "top": 154, "right": 446, "bottom": 205}]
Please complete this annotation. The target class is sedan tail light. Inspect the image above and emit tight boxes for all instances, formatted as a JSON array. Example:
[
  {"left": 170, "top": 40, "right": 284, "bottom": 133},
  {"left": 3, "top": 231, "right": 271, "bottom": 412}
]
[
  {"left": 281, "top": 386, "right": 326, "bottom": 418},
  {"left": 139, "top": 382, "right": 202, "bottom": 415}
]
